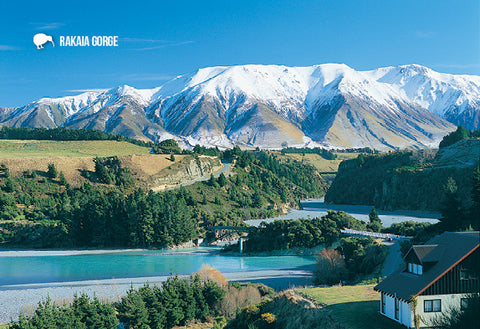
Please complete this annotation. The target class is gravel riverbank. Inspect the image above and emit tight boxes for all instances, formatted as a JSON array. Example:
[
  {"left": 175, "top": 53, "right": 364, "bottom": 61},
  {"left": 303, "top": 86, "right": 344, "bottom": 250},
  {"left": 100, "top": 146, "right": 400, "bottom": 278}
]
[{"left": 0, "top": 269, "right": 312, "bottom": 324}]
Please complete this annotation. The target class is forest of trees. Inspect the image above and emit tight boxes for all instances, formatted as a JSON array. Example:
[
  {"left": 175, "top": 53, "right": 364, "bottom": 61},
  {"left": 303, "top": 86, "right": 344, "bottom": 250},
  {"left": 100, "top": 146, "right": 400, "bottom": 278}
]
[
  {"left": 437, "top": 160, "right": 480, "bottom": 231},
  {"left": 280, "top": 147, "right": 337, "bottom": 160},
  {"left": 10, "top": 274, "right": 226, "bottom": 329},
  {"left": 0, "top": 157, "right": 198, "bottom": 247},
  {"left": 325, "top": 147, "right": 476, "bottom": 211},
  {"left": 439, "top": 125, "right": 480, "bottom": 148},
  {"left": 151, "top": 139, "right": 183, "bottom": 154},
  {"left": 0, "top": 126, "right": 153, "bottom": 147},
  {"left": 0, "top": 181, "right": 198, "bottom": 248},
  {"left": 242, "top": 211, "right": 368, "bottom": 253}
]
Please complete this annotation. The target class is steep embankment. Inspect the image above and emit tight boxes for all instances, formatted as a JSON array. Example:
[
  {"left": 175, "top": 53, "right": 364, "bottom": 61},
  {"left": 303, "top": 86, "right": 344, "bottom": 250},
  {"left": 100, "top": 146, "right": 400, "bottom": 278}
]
[
  {"left": 325, "top": 139, "right": 480, "bottom": 211},
  {"left": 143, "top": 155, "right": 223, "bottom": 191}
]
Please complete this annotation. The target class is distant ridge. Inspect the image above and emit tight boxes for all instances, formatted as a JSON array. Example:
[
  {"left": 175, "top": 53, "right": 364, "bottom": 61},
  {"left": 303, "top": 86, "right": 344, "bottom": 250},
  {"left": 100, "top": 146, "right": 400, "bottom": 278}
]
[{"left": 2, "top": 63, "right": 480, "bottom": 149}]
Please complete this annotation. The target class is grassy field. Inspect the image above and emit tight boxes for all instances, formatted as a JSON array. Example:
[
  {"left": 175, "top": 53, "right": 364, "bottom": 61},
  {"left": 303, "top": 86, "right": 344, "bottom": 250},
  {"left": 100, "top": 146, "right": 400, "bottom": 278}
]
[
  {"left": 279, "top": 152, "right": 359, "bottom": 173},
  {"left": 298, "top": 284, "right": 404, "bottom": 329},
  {"left": 0, "top": 140, "right": 190, "bottom": 187},
  {"left": 0, "top": 140, "right": 151, "bottom": 157}
]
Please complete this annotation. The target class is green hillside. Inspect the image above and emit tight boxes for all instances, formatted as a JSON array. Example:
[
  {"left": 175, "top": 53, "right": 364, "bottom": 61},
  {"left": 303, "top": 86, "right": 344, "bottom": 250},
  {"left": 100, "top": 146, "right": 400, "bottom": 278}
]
[
  {"left": 326, "top": 140, "right": 480, "bottom": 211},
  {"left": 0, "top": 140, "right": 150, "bottom": 157},
  {"left": 0, "top": 146, "right": 328, "bottom": 248}
]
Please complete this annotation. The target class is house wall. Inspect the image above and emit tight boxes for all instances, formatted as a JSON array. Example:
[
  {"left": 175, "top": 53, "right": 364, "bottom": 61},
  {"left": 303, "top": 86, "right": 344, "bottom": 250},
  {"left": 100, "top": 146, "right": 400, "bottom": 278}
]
[
  {"left": 380, "top": 293, "right": 413, "bottom": 328},
  {"left": 421, "top": 249, "right": 480, "bottom": 296},
  {"left": 415, "top": 293, "right": 468, "bottom": 328}
]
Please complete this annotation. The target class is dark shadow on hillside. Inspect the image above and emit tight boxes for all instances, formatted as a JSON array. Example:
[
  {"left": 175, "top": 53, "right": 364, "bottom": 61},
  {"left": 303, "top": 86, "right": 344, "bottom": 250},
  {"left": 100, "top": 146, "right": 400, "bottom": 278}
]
[{"left": 79, "top": 169, "right": 98, "bottom": 183}]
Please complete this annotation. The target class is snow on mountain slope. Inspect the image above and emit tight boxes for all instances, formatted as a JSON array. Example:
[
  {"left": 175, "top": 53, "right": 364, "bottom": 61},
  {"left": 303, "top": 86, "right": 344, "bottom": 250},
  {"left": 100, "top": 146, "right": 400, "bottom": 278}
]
[
  {"left": 366, "top": 64, "right": 480, "bottom": 127},
  {"left": 1, "top": 63, "right": 479, "bottom": 149}
]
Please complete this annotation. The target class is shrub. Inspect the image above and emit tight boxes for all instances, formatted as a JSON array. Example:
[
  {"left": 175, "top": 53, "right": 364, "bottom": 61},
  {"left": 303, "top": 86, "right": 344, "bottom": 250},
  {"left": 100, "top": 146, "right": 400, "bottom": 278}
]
[
  {"left": 198, "top": 264, "right": 228, "bottom": 287},
  {"left": 219, "top": 284, "right": 262, "bottom": 318},
  {"left": 313, "top": 248, "right": 347, "bottom": 285}
]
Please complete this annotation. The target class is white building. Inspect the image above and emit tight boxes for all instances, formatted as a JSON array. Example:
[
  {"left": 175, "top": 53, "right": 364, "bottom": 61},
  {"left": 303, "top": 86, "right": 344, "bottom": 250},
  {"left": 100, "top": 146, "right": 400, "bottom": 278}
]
[{"left": 374, "top": 231, "right": 479, "bottom": 328}]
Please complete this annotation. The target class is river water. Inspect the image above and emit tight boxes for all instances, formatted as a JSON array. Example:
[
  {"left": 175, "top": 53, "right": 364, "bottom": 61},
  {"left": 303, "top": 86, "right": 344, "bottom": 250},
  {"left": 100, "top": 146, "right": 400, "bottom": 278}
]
[
  {"left": 0, "top": 198, "right": 440, "bottom": 322},
  {"left": 245, "top": 198, "right": 440, "bottom": 227},
  {"left": 0, "top": 248, "right": 314, "bottom": 287},
  {"left": 0, "top": 247, "right": 315, "bottom": 322}
]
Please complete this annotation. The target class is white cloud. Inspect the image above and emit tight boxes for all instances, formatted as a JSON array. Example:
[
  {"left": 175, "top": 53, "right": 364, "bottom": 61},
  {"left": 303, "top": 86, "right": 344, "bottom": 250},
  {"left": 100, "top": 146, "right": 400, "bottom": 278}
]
[
  {"left": 413, "top": 30, "right": 436, "bottom": 39},
  {"left": 0, "top": 45, "right": 20, "bottom": 51},
  {"left": 133, "top": 41, "right": 194, "bottom": 51},
  {"left": 31, "top": 22, "right": 65, "bottom": 30},
  {"left": 120, "top": 38, "right": 195, "bottom": 51},
  {"left": 120, "top": 38, "right": 168, "bottom": 43}
]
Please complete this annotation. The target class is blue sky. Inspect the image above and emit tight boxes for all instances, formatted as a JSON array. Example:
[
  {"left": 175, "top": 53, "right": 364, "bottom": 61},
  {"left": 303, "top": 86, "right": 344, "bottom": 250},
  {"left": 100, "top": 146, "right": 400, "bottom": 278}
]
[{"left": 0, "top": 0, "right": 479, "bottom": 107}]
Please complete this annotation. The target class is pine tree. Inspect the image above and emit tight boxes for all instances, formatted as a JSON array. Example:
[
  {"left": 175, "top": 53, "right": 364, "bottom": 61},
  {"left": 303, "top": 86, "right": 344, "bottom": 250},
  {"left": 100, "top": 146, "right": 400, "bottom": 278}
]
[
  {"left": 3, "top": 178, "right": 14, "bottom": 193},
  {"left": 47, "top": 163, "right": 57, "bottom": 179},
  {"left": 59, "top": 171, "right": 68, "bottom": 185},
  {"left": 94, "top": 158, "right": 112, "bottom": 184},
  {"left": 440, "top": 177, "right": 463, "bottom": 231},
  {"left": 138, "top": 284, "right": 166, "bottom": 329},
  {"left": 470, "top": 162, "right": 480, "bottom": 228},
  {"left": 367, "top": 207, "right": 382, "bottom": 232},
  {"left": 217, "top": 173, "right": 227, "bottom": 187},
  {"left": 170, "top": 154, "right": 175, "bottom": 162},
  {"left": 252, "top": 190, "right": 263, "bottom": 208},
  {"left": 369, "top": 207, "right": 381, "bottom": 223},
  {"left": 117, "top": 289, "right": 150, "bottom": 329},
  {"left": 209, "top": 174, "right": 218, "bottom": 187}
]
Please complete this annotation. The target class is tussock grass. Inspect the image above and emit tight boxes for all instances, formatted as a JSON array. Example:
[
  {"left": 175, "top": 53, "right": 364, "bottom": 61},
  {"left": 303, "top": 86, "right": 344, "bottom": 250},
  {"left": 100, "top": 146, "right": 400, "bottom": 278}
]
[{"left": 261, "top": 290, "right": 344, "bottom": 329}]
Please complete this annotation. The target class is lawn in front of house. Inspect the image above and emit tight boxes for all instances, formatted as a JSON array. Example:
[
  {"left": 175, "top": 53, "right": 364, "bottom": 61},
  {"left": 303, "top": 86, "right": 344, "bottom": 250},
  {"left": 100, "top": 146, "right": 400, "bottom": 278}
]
[{"left": 298, "top": 284, "right": 404, "bottom": 329}]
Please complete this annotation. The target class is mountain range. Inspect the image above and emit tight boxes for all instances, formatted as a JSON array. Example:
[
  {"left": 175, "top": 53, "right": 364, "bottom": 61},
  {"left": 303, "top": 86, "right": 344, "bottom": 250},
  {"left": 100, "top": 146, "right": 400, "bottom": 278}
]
[{"left": 2, "top": 63, "right": 480, "bottom": 150}]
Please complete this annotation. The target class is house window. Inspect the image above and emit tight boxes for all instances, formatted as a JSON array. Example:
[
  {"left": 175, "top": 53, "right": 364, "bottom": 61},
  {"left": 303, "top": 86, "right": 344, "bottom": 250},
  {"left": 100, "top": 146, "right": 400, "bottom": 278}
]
[
  {"left": 461, "top": 298, "right": 470, "bottom": 310},
  {"left": 424, "top": 299, "right": 441, "bottom": 312},
  {"left": 408, "top": 263, "right": 423, "bottom": 275},
  {"left": 381, "top": 293, "right": 386, "bottom": 314},
  {"left": 417, "top": 265, "right": 423, "bottom": 275},
  {"left": 395, "top": 298, "right": 399, "bottom": 320}
]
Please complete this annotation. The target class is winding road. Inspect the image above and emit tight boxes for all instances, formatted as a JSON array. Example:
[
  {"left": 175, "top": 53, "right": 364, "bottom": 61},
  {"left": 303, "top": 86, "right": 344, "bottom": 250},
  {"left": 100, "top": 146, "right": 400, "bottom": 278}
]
[{"left": 381, "top": 240, "right": 403, "bottom": 277}]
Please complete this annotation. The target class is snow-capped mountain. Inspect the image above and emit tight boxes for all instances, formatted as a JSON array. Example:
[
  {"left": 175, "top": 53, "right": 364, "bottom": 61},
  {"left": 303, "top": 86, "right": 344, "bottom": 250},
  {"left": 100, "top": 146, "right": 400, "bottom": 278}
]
[{"left": 1, "top": 63, "right": 479, "bottom": 149}]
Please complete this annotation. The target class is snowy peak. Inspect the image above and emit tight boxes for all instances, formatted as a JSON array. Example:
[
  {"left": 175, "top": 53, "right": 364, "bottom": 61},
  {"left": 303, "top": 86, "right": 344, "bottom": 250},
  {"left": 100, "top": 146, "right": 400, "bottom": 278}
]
[
  {"left": 1, "top": 63, "right": 480, "bottom": 149},
  {"left": 365, "top": 64, "right": 480, "bottom": 119}
]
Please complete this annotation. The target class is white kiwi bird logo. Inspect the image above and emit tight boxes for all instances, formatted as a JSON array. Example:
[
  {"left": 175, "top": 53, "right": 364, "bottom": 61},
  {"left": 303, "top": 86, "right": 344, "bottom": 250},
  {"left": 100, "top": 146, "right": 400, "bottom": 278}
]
[{"left": 33, "top": 33, "right": 55, "bottom": 49}]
